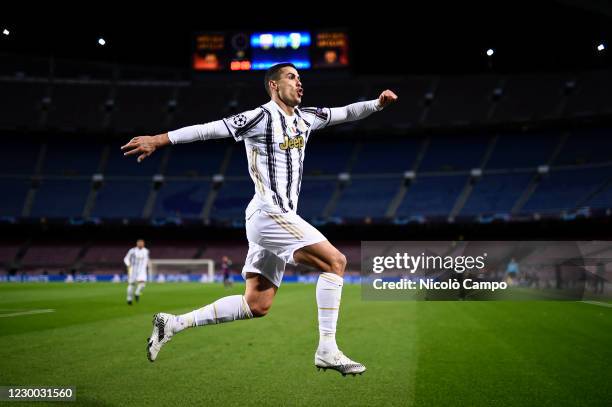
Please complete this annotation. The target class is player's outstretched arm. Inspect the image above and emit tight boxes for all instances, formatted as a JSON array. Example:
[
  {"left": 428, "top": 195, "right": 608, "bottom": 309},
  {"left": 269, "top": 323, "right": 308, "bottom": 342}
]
[
  {"left": 327, "top": 89, "right": 398, "bottom": 127},
  {"left": 121, "top": 119, "right": 232, "bottom": 162}
]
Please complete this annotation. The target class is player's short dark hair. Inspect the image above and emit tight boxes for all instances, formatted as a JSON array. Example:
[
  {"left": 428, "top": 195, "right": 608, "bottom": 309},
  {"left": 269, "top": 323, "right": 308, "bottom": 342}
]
[{"left": 264, "top": 63, "right": 297, "bottom": 96}]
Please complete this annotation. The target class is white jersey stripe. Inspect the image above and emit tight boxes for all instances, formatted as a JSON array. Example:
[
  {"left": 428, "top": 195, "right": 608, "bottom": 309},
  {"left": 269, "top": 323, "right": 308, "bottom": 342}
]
[{"left": 278, "top": 114, "right": 295, "bottom": 210}]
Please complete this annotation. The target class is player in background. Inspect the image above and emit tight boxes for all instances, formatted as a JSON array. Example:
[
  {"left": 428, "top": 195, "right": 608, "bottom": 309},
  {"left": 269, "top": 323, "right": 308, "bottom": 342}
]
[
  {"left": 222, "top": 256, "right": 233, "bottom": 288},
  {"left": 506, "top": 257, "right": 519, "bottom": 286},
  {"left": 122, "top": 63, "right": 397, "bottom": 375},
  {"left": 124, "top": 239, "right": 150, "bottom": 305}
]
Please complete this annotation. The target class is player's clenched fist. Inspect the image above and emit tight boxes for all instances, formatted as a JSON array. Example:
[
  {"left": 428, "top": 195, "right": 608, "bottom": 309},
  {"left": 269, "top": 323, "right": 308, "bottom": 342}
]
[{"left": 377, "top": 89, "right": 398, "bottom": 109}]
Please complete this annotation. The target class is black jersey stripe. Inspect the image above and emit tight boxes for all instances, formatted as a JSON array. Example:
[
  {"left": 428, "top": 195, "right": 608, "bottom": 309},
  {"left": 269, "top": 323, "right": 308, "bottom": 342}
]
[
  {"left": 222, "top": 120, "right": 234, "bottom": 138},
  {"left": 295, "top": 109, "right": 312, "bottom": 127},
  {"left": 301, "top": 107, "right": 328, "bottom": 121}
]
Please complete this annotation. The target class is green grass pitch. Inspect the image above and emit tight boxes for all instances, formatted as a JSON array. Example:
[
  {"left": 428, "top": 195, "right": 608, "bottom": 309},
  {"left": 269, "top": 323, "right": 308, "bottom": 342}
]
[{"left": 0, "top": 283, "right": 610, "bottom": 406}]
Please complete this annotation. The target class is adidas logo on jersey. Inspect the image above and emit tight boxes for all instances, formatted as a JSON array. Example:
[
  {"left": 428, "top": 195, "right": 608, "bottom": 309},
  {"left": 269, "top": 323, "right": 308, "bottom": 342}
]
[{"left": 279, "top": 135, "right": 304, "bottom": 150}]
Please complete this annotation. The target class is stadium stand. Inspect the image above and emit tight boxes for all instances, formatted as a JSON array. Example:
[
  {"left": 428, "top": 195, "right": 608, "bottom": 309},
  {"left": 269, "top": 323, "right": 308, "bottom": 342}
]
[{"left": 0, "top": 56, "right": 610, "bottom": 227}]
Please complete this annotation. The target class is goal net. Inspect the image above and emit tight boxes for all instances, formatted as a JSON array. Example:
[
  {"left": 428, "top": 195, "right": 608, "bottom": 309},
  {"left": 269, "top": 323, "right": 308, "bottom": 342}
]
[{"left": 149, "top": 259, "right": 215, "bottom": 283}]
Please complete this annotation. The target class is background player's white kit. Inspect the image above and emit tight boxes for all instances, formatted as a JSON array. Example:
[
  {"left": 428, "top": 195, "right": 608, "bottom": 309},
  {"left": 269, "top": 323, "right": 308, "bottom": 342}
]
[
  {"left": 124, "top": 241, "right": 149, "bottom": 304},
  {"left": 122, "top": 63, "right": 398, "bottom": 375}
]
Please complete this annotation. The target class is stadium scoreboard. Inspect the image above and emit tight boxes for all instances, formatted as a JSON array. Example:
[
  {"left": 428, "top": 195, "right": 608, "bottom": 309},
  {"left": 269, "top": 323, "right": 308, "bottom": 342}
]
[{"left": 193, "top": 30, "right": 349, "bottom": 71}]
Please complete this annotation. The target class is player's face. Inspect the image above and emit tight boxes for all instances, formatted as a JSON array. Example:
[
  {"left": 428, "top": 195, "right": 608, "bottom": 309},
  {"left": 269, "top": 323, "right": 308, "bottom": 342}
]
[
  {"left": 275, "top": 67, "right": 303, "bottom": 107},
  {"left": 137, "top": 240, "right": 145, "bottom": 249}
]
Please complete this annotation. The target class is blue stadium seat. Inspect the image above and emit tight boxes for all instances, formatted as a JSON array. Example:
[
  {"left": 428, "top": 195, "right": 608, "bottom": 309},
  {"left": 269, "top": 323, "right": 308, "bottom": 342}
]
[
  {"left": 210, "top": 180, "right": 253, "bottom": 221},
  {"left": 419, "top": 135, "right": 489, "bottom": 171},
  {"left": 0, "top": 179, "right": 30, "bottom": 217},
  {"left": 165, "top": 140, "right": 228, "bottom": 176},
  {"left": 397, "top": 174, "right": 467, "bottom": 217},
  {"left": 554, "top": 129, "right": 612, "bottom": 165},
  {"left": 462, "top": 172, "right": 533, "bottom": 215},
  {"left": 523, "top": 167, "right": 612, "bottom": 214},
  {"left": 0, "top": 141, "right": 39, "bottom": 175},
  {"left": 486, "top": 133, "right": 559, "bottom": 169},
  {"left": 297, "top": 178, "right": 336, "bottom": 219},
  {"left": 352, "top": 139, "right": 421, "bottom": 173},
  {"left": 224, "top": 144, "right": 251, "bottom": 176},
  {"left": 30, "top": 179, "right": 91, "bottom": 218},
  {"left": 303, "top": 140, "right": 354, "bottom": 175},
  {"left": 42, "top": 140, "right": 102, "bottom": 175},
  {"left": 334, "top": 177, "right": 401, "bottom": 218},
  {"left": 585, "top": 181, "right": 612, "bottom": 209},
  {"left": 91, "top": 180, "right": 151, "bottom": 218}
]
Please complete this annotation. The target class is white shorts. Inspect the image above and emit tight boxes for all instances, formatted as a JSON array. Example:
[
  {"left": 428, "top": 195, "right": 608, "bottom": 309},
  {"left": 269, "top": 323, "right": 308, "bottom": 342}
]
[
  {"left": 241, "top": 208, "right": 326, "bottom": 287},
  {"left": 128, "top": 268, "right": 147, "bottom": 283}
]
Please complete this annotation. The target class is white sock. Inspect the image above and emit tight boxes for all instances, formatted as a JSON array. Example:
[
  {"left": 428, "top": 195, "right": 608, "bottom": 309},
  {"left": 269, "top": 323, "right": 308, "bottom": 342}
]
[
  {"left": 173, "top": 295, "right": 253, "bottom": 333},
  {"left": 126, "top": 283, "right": 134, "bottom": 301},
  {"left": 316, "top": 272, "right": 343, "bottom": 354},
  {"left": 135, "top": 282, "right": 145, "bottom": 296}
]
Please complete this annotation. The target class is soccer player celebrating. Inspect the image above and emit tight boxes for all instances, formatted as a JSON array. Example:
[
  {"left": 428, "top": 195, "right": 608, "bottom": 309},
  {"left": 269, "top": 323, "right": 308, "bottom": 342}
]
[
  {"left": 122, "top": 63, "right": 397, "bottom": 375},
  {"left": 124, "top": 239, "right": 150, "bottom": 305}
]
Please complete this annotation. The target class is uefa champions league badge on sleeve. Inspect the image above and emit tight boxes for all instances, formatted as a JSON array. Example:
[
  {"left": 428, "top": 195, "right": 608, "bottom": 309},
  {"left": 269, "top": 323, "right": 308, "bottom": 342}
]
[
  {"left": 360, "top": 241, "right": 610, "bottom": 301},
  {"left": 231, "top": 114, "right": 248, "bottom": 127}
]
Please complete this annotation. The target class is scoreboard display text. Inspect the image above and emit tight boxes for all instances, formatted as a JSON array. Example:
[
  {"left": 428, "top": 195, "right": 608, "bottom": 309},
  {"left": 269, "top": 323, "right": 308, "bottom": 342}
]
[{"left": 193, "top": 30, "right": 349, "bottom": 71}]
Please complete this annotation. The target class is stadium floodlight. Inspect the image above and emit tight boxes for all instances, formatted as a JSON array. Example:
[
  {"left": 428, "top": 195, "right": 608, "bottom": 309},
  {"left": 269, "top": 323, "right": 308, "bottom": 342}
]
[
  {"left": 597, "top": 43, "right": 605, "bottom": 52},
  {"left": 486, "top": 48, "right": 494, "bottom": 57},
  {"left": 98, "top": 38, "right": 106, "bottom": 46},
  {"left": 2, "top": 29, "right": 9, "bottom": 36}
]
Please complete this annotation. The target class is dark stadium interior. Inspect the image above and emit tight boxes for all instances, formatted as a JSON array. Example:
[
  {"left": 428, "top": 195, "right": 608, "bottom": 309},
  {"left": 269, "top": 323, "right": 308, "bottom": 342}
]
[
  {"left": 1, "top": 3, "right": 612, "bottom": 277},
  {"left": 1, "top": 6, "right": 612, "bottom": 407}
]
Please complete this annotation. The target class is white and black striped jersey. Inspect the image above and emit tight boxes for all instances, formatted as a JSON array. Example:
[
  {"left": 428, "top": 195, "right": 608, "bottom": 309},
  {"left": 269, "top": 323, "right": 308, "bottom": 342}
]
[
  {"left": 168, "top": 98, "right": 381, "bottom": 215},
  {"left": 123, "top": 247, "right": 150, "bottom": 275},
  {"left": 222, "top": 100, "right": 332, "bottom": 214}
]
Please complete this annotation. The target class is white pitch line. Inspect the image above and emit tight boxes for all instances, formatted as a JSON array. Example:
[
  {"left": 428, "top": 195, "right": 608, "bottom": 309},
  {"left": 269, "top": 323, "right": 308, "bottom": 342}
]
[
  {"left": 581, "top": 301, "right": 612, "bottom": 308},
  {"left": 0, "top": 309, "right": 56, "bottom": 318}
]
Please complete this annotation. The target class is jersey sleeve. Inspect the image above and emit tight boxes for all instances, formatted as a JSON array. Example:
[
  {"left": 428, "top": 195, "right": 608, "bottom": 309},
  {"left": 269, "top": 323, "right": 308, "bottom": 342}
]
[
  {"left": 222, "top": 107, "right": 266, "bottom": 141},
  {"left": 299, "top": 107, "right": 331, "bottom": 131}
]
